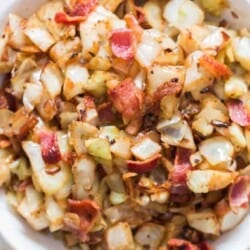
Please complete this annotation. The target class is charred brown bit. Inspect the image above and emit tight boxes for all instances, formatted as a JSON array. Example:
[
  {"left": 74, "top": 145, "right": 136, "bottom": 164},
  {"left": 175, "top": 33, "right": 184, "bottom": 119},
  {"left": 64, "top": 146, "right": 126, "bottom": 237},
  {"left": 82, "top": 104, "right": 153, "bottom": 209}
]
[
  {"left": 10, "top": 108, "right": 38, "bottom": 140},
  {"left": 97, "top": 102, "right": 116, "bottom": 125},
  {"left": 153, "top": 80, "right": 182, "bottom": 104}
]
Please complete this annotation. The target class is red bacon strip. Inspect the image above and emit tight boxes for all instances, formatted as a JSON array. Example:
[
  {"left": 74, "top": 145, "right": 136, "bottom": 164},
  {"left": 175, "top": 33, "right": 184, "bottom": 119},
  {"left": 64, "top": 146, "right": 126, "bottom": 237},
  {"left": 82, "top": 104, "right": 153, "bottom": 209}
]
[
  {"left": 171, "top": 147, "right": 193, "bottom": 184},
  {"left": 168, "top": 239, "right": 199, "bottom": 250},
  {"left": 228, "top": 176, "right": 250, "bottom": 212},
  {"left": 127, "top": 154, "right": 161, "bottom": 173},
  {"left": 39, "top": 131, "right": 61, "bottom": 164},
  {"left": 109, "top": 28, "right": 135, "bottom": 61},
  {"left": 199, "top": 54, "right": 232, "bottom": 78},
  {"left": 228, "top": 99, "right": 250, "bottom": 127},
  {"left": 55, "top": 0, "right": 96, "bottom": 24},
  {"left": 108, "top": 78, "right": 144, "bottom": 122}
]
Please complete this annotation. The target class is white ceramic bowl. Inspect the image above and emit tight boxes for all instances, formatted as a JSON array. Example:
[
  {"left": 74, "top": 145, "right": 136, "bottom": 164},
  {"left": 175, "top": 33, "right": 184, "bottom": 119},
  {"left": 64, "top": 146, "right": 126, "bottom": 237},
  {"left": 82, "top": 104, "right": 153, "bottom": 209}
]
[{"left": 0, "top": 1, "right": 250, "bottom": 249}]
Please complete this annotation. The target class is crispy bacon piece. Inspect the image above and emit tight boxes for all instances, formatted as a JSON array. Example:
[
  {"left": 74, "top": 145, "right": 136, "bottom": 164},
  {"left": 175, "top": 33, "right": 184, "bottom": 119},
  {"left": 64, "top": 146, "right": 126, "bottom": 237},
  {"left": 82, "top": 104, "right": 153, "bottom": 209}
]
[
  {"left": 68, "top": 199, "right": 100, "bottom": 236},
  {"left": 228, "top": 176, "right": 250, "bottom": 212},
  {"left": 171, "top": 147, "right": 193, "bottom": 184},
  {"left": 228, "top": 99, "right": 250, "bottom": 127},
  {"left": 55, "top": 0, "right": 97, "bottom": 24},
  {"left": 109, "top": 28, "right": 135, "bottom": 61},
  {"left": 97, "top": 102, "right": 116, "bottom": 125},
  {"left": 108, "top": 78, "right": 144, "bottom": 122},
  {"left": 199, "top": 55, "right": 232, "bottom": 78},
  {"left": 168, "top": 239, "right": 199, "bottom": 250},
  {"left": 39, "top": 131, "right": 61, "bottom": 164},
  {"left": 198, "top": 242, "right": 214, "bottom": 250},
  {"left": 127, "top": 153, "right": 161, "bottom": 173}
]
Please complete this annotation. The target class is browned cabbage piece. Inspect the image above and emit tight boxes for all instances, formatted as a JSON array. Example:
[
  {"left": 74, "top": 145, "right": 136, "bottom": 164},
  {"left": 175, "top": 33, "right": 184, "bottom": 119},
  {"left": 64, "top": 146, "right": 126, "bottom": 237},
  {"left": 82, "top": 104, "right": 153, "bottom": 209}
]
[{"left": 1, "top": 0, "right": 250, "bottom": 248}]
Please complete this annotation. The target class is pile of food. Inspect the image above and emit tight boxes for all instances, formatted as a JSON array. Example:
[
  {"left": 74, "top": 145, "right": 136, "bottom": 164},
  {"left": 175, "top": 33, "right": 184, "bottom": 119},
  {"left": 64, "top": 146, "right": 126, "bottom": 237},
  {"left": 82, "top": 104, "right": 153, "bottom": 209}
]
[{"left": 0, "top": 0, "right": 250, "bottom": 249}]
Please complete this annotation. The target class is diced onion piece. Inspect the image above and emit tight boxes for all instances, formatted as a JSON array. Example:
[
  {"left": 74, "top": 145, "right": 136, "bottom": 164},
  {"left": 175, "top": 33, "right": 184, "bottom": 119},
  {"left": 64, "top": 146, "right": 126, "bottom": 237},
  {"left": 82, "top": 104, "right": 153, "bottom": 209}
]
[
  {"left": 49, "top": 38, "right": 81, "bottom": 69},
  {"left": 225, "top": 76, "right": 248, "bottom": 99},
  {"left": 233, "top": 37, "right": 250, "bottom": 71},
  {"left": 0, "top": 109, "right": 14, "bottom": 135},
  {"left": 147, "top": 65, "right": 186, "bottom": 96},
  {"left": 109, "top": 192, "right": 128, "bottom": 205},
  {"left": 215, "top": 199, "right": 249, "bottom": 232},
  {"left": 80, "top": 6, "right": 116, "bottom": 59},
  {"left": 73, "top": 156, "right": 96, "bottom": 190},
  {"left": 163, "top": 0, "right": 204, "bottom": 30},
  {"left": 135, "top": 30, "right": 161, "bottom": 68},
  {"left": 63, "top": 63, "right": 89, "bottom": 100},
  {"left": 8, "top": 14, "right": 38, "bottom": 52},
  {"left": 0, "top": 162, "right": 11, "bottom": 186},
  {"left": 157, "top": 115, "right": 186, "bottom": 145},
  {"left": 216, "top": 123, "right": 246, "bottom": 153},
  {"left": 23, "top": 82, "right": 43, "bottom": 111},
  {"left": 131, "top": 138, "right": 161, "bottom": 161},
  {"left": 45, "top": 196, "right": 64, "bottom": 232},
  {"left": 187, "top": 170, "right": 237, "bottom": 193},
  {"left": 143, "top": 0, "right": 164, "bottom": 31},
  {"left": 22, "top": 141, "right": 72, "bottom": 195},
  {"left": 99, "top": 126, "right": 120, "bottom": 142},
  {"left": 110, "top": 132, "right": 132, "bottom": 160},
  {"left": 17, "top": 186, "right": 49, "bottom": 231},
  {"left": 41, "top": 62, "right": 63, "bottom": 98},
  {"left": 24, "top": 15, "right": 55, "bottom": 52},
  {"left": 85, "top": 138, "right": 112, "bottom": 160},
  {"left": 135, "top": 223, "right": 165, "bottom": 249},
  {"left": 105, "top": 222, "right": 134, "bottom": 250},
  {"left": 187, "top": 210, "right": 220, "bottom": 235},
  {"left": 184, "top": 51, "right": 211, "bottom": 100},
  {"left": 36, "top": 0, "right": 75, "bottom": 40},
  {"left": 201, "top": 29, "right": 230, "bottom": 52},
  {"left": 199, "top": 136, "right": 234, "bottom": 166},
  {"left": 190, "top": 152, "right": 203, "bottom": 167},
  {"left": 69, "top": 121, "right": 98, "bottom": 156},
  {"left": 220, "top": 206, "right": 249, "bottom": 232}
]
